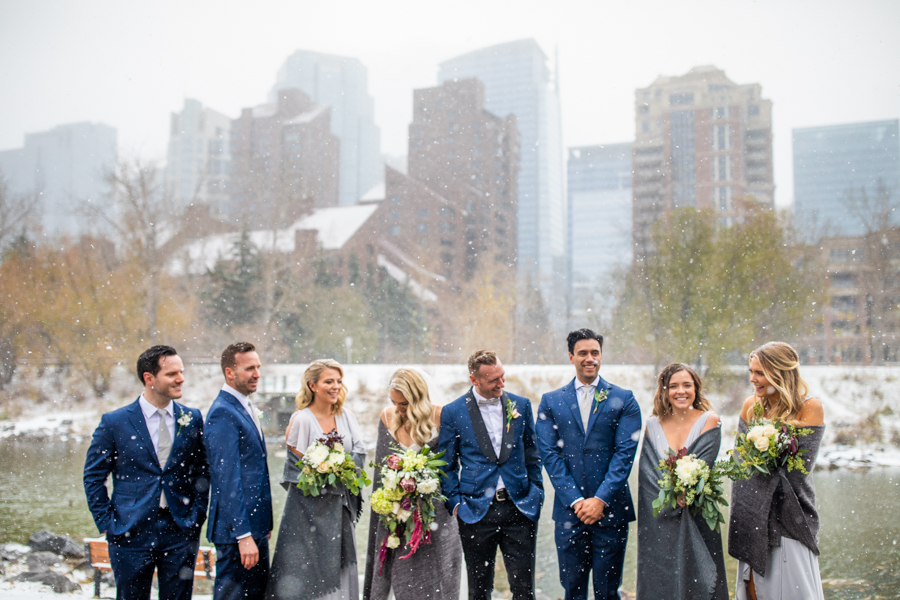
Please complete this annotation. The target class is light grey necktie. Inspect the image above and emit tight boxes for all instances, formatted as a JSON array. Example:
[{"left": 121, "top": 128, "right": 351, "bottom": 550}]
[
  {"left": 247, "top": 399, "right": 263, "bottom": 438},
  {"left": 156, "top": 408, "right": 171, "bottom": 508},
  {"left": 580, "top": 385, "right": 594, "bottom": 430}
]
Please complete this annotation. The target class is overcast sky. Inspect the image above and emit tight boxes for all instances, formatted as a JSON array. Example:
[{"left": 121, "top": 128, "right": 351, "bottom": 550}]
[{"left": 1, "top": 0, "right": 898, "bottom": 208}]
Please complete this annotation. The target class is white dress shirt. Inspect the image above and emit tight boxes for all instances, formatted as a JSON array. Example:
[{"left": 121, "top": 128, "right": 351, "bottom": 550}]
[
  {"left": 575, "top": 375, "right": 600, "bottom": 430},
  {"left": 221, "top": 383, "right": 259, "bottom": 540},
  {"left": 472, "top": 387, "right": 505, "bottom": 491},
  {"left": 138, "top": 394, "right": 174, "bottom": 455}
]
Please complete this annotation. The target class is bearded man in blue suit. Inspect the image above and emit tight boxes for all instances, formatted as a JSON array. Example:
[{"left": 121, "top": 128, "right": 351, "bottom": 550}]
[
  {"left": 438, "top": 350, "right": 544, "bottom": 600},
  {"left": 205, "top": 342, "right": 273, "bottom": 600},
  {"left": 536, "top": 329, "right": 642, "bottom": 600},
  {"left": 84, "top": 345, "right": 209, "bottom": 600}
]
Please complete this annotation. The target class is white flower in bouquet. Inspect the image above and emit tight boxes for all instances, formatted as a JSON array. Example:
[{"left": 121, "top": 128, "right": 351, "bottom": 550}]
[
  {"left": 754, "top": 436, "right": 770, "bottom": 451},
  {"left": 674, "top": 456, "right": 705, "bottom": 487},
  {"left": 417, "top": 478, "right": 440, "bottom": 494},
  {"left": 316, "top": 462, "right": 330, "bottom": 473},
  {"left": 333, "top": 441, "right": 344, "bottom": 453},
  {"left": 396, "top": 508, "right": 412, "bottom": 522},
  {"left": 386, "top": 535, "right": 400, "bottom": 549},
  {"left": 761, "top": 423, "right": 777, "bottom": 438},
  {"left": 307, "top": 444, "right": 329, "bottom": 465},
  {"left": 382, "top": 470, "right": 400, "bottom": 490},
  {"left": 328, "top": 451, "right": 345, "bottom": 466},
  {"left": 747, "top": 426, "right": 765, "bottom": 442}
]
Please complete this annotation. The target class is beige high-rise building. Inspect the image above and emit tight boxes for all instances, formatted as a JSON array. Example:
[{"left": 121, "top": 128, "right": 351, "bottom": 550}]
[{"left": 632, "top": 65, "right": 774, "bottom": 257}]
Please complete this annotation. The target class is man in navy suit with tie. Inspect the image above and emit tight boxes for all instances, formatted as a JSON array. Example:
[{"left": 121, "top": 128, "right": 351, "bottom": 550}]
[
  {"left": 536, "top": 329, "right": 642, "bottom": 600},
  {"left": 84, "top": 345, "right": 209, "bottom": 600},
  {"left": 204, "top": 342, "right": 273, "bottom": 600},
  {"left": 438, "top": 350, "right": 543, "bottom": 600}
]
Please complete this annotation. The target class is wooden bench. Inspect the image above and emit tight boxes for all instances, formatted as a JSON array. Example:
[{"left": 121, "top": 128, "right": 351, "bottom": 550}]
[{"left": 84, "top": 538, "right": 216, "bottom": 598}]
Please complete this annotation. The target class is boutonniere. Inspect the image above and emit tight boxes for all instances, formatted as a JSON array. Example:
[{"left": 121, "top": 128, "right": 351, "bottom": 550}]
[
  {"left": 256, "top": 408, "right": 264, "bottom": 421},
  {"left": 177, "top": 409, "right": 192, "bottom": 434},
  {"left": 505, "top": 394, "right": 521, "bottom": 432},
  {"left": 592, "top": 388, "right": 609, "bottom": 414}
]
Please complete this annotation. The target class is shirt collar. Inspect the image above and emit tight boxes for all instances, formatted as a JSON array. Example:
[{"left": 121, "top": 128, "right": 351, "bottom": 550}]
[
  {"left": 139, "top": 394, "right": 173, "bottom": 419},
  {"left": 472, "top": 387, "right": 500, "bottom": 406},
  {"left": 574, "top": 376, "right": 600, "bottom": 391},
  {"left": 222, "top": 383, "right": 251, "bottom": 409}
]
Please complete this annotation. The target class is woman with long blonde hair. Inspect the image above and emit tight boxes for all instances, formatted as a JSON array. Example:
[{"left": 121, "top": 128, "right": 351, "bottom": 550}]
[
  {"left": 636, "top": 363, "right": 728, "bottom": 600},
  {"left": 267, "top": 359, "right": 367, "bottom": 600},
  {"left": 362, "top": 368, "right": 462, "bottom": 600},
  {"left": 729, "top": 342, "right": 825, "bottom": 600}
]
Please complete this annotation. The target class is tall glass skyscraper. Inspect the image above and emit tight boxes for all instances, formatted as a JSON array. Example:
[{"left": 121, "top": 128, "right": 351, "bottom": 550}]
[
  {"left": 270, "top": 50, "right": 382, "bottom": 206},
  {"left": 567, "top": 143, "right": 632, "bottom": 326},
  {"left": 438, "top": 39, "right": 567, "bottom": 334},
  {"left": 793, "top": 119, "right": 900, "bottom": 237}
]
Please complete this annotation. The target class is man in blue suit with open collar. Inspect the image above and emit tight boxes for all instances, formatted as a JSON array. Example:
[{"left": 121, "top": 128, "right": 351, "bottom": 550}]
[
  {"left": 84, "top": 345, "right": 209, "bottom": 600},
  {"left": 536, "top": 329, "right": 642, "bottom": 600},
  {"left": 438, "top": 349, "right": 543, "bottom": 600},
  {"left": 204, "top": 342, "right": 272, "bottom": 600}
]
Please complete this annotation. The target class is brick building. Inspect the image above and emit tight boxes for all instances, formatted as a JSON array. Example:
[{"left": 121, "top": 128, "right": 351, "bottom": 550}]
[
  {"left": 229, "top": 88, "right": 339, "bottom": 227},
  {"left": 632, "top": 66, "right": 774, "bottom": 258}
]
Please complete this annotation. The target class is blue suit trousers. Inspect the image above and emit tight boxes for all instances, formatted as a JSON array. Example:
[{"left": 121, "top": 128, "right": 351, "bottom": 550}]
[
  {"left": 555, "top": 521, "right": 628, "bottom": 600},
  {"left": 213, "top": 536, "right": 270, "bottom": 600},
  {"left": 108, "top": 507, "right": 200, "bottom": 600}
]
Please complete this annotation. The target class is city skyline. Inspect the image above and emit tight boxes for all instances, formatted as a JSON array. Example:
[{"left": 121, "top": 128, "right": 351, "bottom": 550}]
[{"left": 1, "top": 1, "right": 898, "bottom": 210}]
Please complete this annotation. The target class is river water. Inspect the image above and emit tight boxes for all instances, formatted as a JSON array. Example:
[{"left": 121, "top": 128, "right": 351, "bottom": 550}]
[{"left": 1, "top": 439, "right": 897, "bottom": 599}]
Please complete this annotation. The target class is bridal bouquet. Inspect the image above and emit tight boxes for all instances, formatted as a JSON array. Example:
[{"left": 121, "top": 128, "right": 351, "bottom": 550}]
[
  {"left": 370, "top": 445, "right": 447, "bottom": 571},
  {"left": 652, "top": 448, "right": 742, "bottom": 531},
  {"left": 296, "top": 431, "right": 370, "bottom": 497},
  {"left": 731, "top": 403, "right": 813, "bottom": 476}
]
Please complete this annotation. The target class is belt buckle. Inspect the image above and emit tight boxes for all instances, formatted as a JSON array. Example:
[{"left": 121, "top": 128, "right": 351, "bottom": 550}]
[{"left": 494, "top": 488, "right": 509, "bottom": 502}]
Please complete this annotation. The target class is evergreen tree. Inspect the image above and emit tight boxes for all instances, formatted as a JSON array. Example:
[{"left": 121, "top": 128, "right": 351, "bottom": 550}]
[{"left": 203, "top": 230, "right": 264, "bottom": 331}]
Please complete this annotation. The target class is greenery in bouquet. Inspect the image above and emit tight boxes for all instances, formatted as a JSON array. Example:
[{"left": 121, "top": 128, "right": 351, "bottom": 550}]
[
  {"left": 652, "top": 448, "right": 743, "bottom": 531},
  {"left": 370, "top": 445, "right": 447, "bottom": 571},
  {"left": 730, "top": 402, "right": 813, "bottom": 477},
  {"left": 296, "top": 431, "right": 370, "bottom": 497}
]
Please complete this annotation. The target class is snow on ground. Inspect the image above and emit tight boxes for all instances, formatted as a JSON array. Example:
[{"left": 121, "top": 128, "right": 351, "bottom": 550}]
[{"left": 2, "top": 363, "right": 900, "bottom": 467}]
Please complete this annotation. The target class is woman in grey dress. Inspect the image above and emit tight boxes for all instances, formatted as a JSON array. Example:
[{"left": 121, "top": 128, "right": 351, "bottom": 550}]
[
  {"left": 729, "top": 342, "right": 825, "bottom": 600},
  {"left": 636, "top": 363, "right": 728, "bottom": 600},
  {"left": 267, "top": 359, "right": 367, "bottom": 600},
  {"left": 363, "top": 368, "right": 462, "bottom": 600}
]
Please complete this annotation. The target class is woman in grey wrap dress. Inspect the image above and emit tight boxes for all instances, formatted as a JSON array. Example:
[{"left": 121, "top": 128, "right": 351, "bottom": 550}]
[
  {"left": 729, "top": 342, "right": 825, "bottom": 600},
  {"left": 363, "top": 368, "right": 462, "bottom": 600},
  {"left": 636, "top": 363, "right": 728, "bottom": 600},
  {"left": 267, "top": 359, "right": 367, "bottom": 600}
]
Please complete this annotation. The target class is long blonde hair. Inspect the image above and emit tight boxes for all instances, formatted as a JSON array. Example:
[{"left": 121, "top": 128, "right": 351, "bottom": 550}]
[
  {"left": 651, "top": 363, "right": 713, "bottom": 417},
  {"left": 296, "top": 359, "right": 347, "bottom": 415},
  {"left": 750, "top": 342, "right": 809, "bottom": 424},
  {"left": 389, "top": 368, "right": 434, "bottom": 447}
]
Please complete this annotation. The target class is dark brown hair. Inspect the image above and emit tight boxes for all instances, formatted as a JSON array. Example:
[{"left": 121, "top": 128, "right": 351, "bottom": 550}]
[
  {"left": 651, "top": 363, "right": 713, "bottom": 417},
  {"left": 220, "top": 342, "right": 256, "bottom": 376}
]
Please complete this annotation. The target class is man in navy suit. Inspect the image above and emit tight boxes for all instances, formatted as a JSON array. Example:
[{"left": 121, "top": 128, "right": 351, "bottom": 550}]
[
  {"left": 204, "top": 342, "right": 273, "bottom": 600},
  {"left": 438, "top": 350, "right": 543, "bottom": 600},
  {"left": 84, "top": 345, "right": 209, "bottom": 600},
  {"left": 536, "top": 329, "right": 642, "bottom": 600}
]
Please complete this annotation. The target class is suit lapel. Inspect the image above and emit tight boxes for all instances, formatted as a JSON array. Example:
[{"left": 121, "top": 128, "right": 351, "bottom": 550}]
[
  {"left": 498, "top": 394, "right": 514, "bottom": 464},
  {"left": 220, "top": 390, "right": 265, "bottom": 450},
  {"left": 465, "top": 389, "right": 499, "bottom": 464},
  {"left": 164, "top": 402, "right": 189, "bottom": 471},
  {"left": 562, "top": 380, "right": 585, "bottom": 435},
  {"left": 126, "top": 399, "right": 160, "bottom": 469},
  {"left": 585, "top": 378, "right": 613, "bottom": 438}
]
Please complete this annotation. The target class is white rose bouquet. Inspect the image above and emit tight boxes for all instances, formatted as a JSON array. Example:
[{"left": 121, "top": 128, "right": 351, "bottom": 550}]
[
  {"left": 730, "top": 402, "right": 813, "bottom": 477},
  {"left": 296, "top": 431, "right": 370, "bottom": 497},
  {"left": 370, "top": 445, "right": 447, "bottom": 571},
  {"left": 652, "top": 448, "right": 740, "bottom": 531}
]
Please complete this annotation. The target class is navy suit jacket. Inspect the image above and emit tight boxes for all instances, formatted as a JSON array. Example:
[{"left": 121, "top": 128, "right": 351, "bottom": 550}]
[
  {"left": 536, "top": 376, "right": 641, "bottom": 526},
  {"left": 437, "top": 389, "right": 543, "bottom": 524},
  {"left": 83, "top": 398, "right": 209, "bottom": 546},
  {"left": 204, "top": 389, "right": 273, "bottom": 544}
]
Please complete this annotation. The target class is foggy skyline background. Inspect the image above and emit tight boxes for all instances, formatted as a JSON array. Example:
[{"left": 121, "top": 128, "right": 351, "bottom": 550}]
[{"left": 1, "top": 0, "right": 898, "bottom": 210}]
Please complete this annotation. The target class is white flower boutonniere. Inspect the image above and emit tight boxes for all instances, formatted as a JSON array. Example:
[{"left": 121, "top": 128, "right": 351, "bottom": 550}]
[
  {"left": 256, "top": 408, "right": 264, "bottom": 421},
  {"left": 505, "top": 394, "right": 521, "bottom": 432},
  {"left": 177, "top": 409, "right": 192, "bottom": 434},
  {"left": 592, "top": 388, "right": 609, "bottom": 414}
]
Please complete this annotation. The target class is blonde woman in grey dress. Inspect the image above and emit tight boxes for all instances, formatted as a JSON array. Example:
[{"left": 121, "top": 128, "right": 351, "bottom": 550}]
[
  {"left": 729, "top": 342, "right": 825, "bottom": 600},
  {"left": 363, "top": 368, "right": 462, "bottom": 600},
  {"left": 636, "top": 363, "right": 728, "bottom": 600},
  {"left": 267, "top": 359, "right": 366, "bottom": 600}
]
